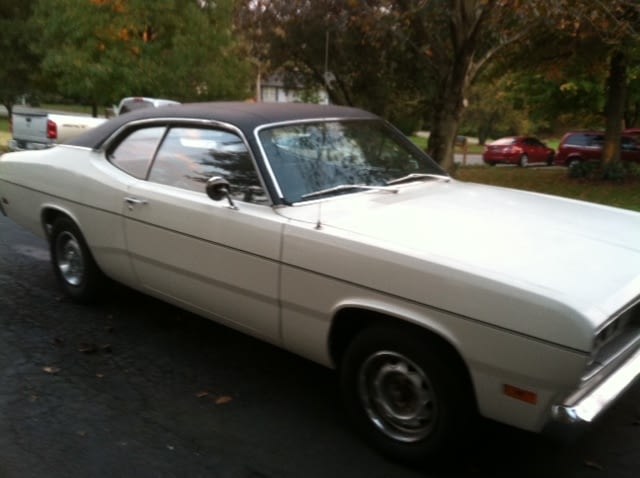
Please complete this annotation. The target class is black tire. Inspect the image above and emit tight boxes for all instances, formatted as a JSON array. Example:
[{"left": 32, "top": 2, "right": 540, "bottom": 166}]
[
  {"left": 339, "top": 323, "right": 474, "bottom": 465},
  {"left": 49, "top": 217, "right": 105, "bottom": 303},
  {"left": 568, "top": 158, "right": 581, "bottom": 169},
  {"left": 519, "top": 154, "right": 529, "bottom": 167}
]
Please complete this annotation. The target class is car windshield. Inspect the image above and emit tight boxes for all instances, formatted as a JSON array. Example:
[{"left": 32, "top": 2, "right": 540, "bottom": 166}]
[{"left": 258, "top": 119, "right": 446, "bottom": 203}]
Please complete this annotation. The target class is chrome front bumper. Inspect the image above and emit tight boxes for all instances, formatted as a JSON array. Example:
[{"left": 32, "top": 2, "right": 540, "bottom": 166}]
[{"left": 552, "top": 346, "right": 640, "bottom": 424}]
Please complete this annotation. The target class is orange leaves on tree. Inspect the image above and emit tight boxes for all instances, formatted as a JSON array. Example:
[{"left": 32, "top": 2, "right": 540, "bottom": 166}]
[{"left": 273, "top": 26, "right": 286, "bottom": 39}]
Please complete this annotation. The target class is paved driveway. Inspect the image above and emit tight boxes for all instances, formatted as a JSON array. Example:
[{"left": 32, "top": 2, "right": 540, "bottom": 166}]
[{"left": 0, "top": 213, "right": 638, "bottom": 477}]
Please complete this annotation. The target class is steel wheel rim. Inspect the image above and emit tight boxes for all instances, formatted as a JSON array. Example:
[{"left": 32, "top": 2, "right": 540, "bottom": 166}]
[
  {"left": 358, "top": 351, "right": 437, "bottom": 442},
  {"left": 56, "top": 231, "right": 85, "bottom": 286}
]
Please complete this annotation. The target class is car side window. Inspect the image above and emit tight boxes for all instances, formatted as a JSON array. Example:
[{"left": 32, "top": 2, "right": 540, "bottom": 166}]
[
  {"left": 148, "top": 127, "right": 266, "bottom": 203},
  {"left": 621, "top": 136, "right": 639, "bottom": 151},
  {"left": 589, "top": 135, "right": 604, "bottom": 147},
  {"left": 109, "top": 127, "right": 166, "bottom": 179},
  {"left": 529, "top": 139, "right": 543, "bottom": 147}
]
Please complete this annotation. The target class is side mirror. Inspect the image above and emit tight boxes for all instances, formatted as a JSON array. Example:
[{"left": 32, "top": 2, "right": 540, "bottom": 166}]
[{"left": 206, "top": 176, "right": 237, "bottom": 209}]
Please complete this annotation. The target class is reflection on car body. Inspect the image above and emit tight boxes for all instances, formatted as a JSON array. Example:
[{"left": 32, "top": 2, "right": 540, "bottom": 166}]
[{"left": 1, "top": 102, "right": 639, "bottom": 466}]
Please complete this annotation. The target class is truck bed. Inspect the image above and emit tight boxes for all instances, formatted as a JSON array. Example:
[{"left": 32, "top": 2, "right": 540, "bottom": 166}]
[{"left": 10, "top": 107, "right": 106, "bottom": 151}]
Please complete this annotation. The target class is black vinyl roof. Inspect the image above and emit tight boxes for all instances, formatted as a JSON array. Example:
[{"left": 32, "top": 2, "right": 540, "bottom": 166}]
[{"left": 67, "top": 101, "right": 378, "bottom": 149}]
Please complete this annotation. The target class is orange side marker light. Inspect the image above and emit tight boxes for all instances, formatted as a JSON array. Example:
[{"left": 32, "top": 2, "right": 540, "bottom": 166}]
[{"left": 503, "top": 384, "right": 538, "bottom": 404}]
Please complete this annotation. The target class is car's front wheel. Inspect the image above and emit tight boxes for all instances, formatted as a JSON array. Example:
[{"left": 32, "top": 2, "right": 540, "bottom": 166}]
[
  {"left": 50, "top": 217, "right": 105, "bottom": 303},
  {"left": 340, "top": 323, "right": 473, "bottom": 464}
]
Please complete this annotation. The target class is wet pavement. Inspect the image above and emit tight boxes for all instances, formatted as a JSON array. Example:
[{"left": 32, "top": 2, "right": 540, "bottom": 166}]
[{"left": 1, "top": 213, "right": 639, "bottom": 477}]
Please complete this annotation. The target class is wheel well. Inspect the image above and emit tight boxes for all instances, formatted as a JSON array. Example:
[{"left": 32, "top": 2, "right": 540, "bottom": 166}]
[
  {"left": 41, "top": 208, "right": 71, "bottom": 240},
  {"left": 329, "top": 308, "right": 472, "bottom": 383}
]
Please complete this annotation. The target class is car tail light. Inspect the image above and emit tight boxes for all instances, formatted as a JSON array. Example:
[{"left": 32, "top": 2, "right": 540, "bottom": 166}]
[{"left": 47, "top": 119, "right": 57, "bottom": 140}]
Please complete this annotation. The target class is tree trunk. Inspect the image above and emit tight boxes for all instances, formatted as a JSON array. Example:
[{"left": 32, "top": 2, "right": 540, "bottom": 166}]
[
  {"left": 2, "top": 102, "right": 13, "bottom": 129},
  {"left": 602, "top": 50, "right": 627, "bottom": 165},
  {"left": 427, "top": 67, "right": 468, "bottom": 172},
  {"left": 425, "top": 0, "right": 493, "bottom": 172},
  {"left": 428, "top": 105, "right": 461, "bottom": 172}
]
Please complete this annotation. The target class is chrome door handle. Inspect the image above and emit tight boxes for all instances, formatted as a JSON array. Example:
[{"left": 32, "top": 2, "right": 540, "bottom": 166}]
[{"left": 124, "top": 196, "right": 148, "bottom": 210}]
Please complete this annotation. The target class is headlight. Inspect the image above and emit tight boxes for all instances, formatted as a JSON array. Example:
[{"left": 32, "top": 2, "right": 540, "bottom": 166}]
[{"left": 585, "top": 299, "right": 640, "bottom": 381}]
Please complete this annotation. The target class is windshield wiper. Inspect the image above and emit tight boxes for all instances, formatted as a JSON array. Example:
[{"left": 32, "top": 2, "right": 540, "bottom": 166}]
[
  {"left": 301, "top": 183, "right": 398, "bottom": 200},
  {"left": 386, "top": 173, "right": 450, "bottom": 186}
]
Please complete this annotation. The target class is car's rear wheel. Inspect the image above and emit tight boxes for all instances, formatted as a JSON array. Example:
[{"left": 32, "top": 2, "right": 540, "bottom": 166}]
[
  {"left": 519, "top": 154, "right": 529, "bottom": 167},
  {"left": 50, "top": 217, "right": 105, "bottom": 303},
  {"left": 340, "top": 323, "right": 473, "bottom": 464},
  {"left": 568, "top": 158, "right": 581, "bottom": 169}
]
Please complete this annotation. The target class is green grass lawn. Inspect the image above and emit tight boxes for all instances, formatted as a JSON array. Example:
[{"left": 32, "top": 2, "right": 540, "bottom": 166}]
[
  {"left": 455, "top": 166, "right": 640, "bottom": 212},
  {"left": 0, "top": 118, "right": 10, "bottom": 151}
]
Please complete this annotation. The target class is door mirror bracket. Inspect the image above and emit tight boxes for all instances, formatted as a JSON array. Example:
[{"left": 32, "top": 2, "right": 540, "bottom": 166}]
[{"left": 206, "top": 176, "right": 237, "bottom": 210}]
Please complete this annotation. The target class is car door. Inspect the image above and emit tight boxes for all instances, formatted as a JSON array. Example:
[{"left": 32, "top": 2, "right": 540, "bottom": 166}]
[
  {"left": 621, "top": 135, "right": 640, "bottom": 163},
  {"left": 524, "top": 138, "right": 543, "bottom": 163},
  {"left": 118, "top": 124, "right": 284, "bottom": 342}
]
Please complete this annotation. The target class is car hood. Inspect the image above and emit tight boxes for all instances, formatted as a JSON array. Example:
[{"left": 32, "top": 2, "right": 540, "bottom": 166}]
[{"left": 278, "top": 180, "right": 640, "bottom": 349}]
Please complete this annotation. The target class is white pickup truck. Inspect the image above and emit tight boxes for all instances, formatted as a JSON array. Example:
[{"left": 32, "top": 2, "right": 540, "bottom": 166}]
[
  {"left": 112, "top": 96, "right": 180, "bottom": 116},
  {"left": 9, "top": 107, "right": 106, "bottom": 151},
  {"left": 9, "top": 97, "right": 179, "bottom": 151}
]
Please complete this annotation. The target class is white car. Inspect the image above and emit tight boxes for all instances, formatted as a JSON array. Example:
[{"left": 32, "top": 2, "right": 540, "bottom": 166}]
[{"left": 1, "top": 102, "right": 639, "bottom": 464}]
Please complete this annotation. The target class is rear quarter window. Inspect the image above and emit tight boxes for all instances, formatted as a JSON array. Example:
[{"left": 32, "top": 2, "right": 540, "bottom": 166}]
[{"left": 108, "top": 127, "right": 166, "bottom": 179}]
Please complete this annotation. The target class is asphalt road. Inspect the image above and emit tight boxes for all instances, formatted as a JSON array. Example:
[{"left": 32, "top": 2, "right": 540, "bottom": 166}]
[{"left": 1, "top": 213, "right": 639, "bottom": 478}]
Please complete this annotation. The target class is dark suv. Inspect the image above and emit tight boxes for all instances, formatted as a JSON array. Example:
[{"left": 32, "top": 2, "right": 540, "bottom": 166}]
[{"left": 555, "top": 131, "right": 640, "bottom": 167}]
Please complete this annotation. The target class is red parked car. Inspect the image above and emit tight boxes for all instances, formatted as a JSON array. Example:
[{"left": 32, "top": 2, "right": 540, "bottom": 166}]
[
  {"left": 483, "top": 136, "right": 555, "bottom": 167},
  {"left": 555, "top": 131, "right": 640, "bottom": 167}
]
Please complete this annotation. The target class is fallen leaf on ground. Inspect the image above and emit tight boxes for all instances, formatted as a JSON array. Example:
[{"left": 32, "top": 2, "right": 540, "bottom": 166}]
[
  {"left": 78, "top": 343, "right": 97, "bottom": 354},
  {"left": 43, "top": 366, "right": 60, "bottom": 374},
  {"left": 584, "top": 460, "right": 604, "bottom": 471},
  {"left": 196, "top": 391, "right": 209, "bottom": 398},
  {"left": 215, "top": 396, "right": 233, "bottom": 405},
  {"left": 51, "top": 337, "right": 64, "bottom": 346}
]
